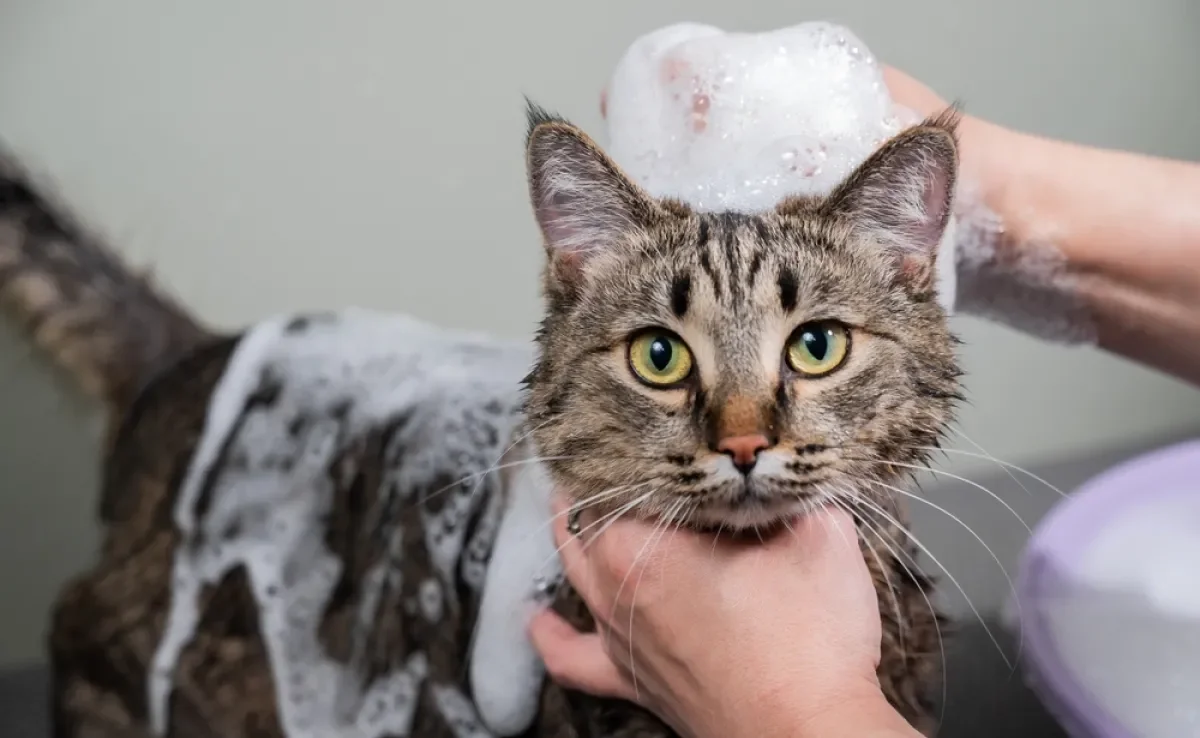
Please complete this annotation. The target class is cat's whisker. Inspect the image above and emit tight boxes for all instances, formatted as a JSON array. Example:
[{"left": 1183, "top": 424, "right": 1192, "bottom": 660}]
[
  {"left": 460, "top": 418, "right": 557, "bottom": 503},
  {"left": 825, "top": 492, "right": 908, "bottom": 661},
  {"left": 904, "top": 421, "right": 1068, "bottom": 501},
  {"left": 856, "top": 475, "right": 1020, "bottom": 617},
  {"left": 577, "top": 490, "right": 664, "bottom": 556},
  {"left": 846, "top": 457, "right": 1033, "bottom": 536},
  {"left": 831, "top": 489, "right": 947, "bottom": 726},
  {"left": 628, "top": 497, "right": 690, "bottom": 701},
  {"left": 424, "top": 447, "right": 682, "bottom": 510},
  {"left": 419, "top": 454, "right": 575, "bottom": 507},
  {"left": 523, "top": 481, "right": 652, "bottom": 552},
  {"left": 708, "top": 521, "right": 727, "bottom": 561},
  {"left": 612, "top": 499, "right": 681, "bottom": 701},
  {"left": 778, "top": 514, "right": 801, "bottom": 544},
  {"left": 914, "top": 444, "right": 1068, "bottom": 500},
  {"left": 816, "top": 492, "right": 855, "bottom": 553},
  {"left": 854, "top": 474, "right": 1024, "bottom": 667},
  {"left": 845, "top": 491, "right": 1013, "bottom": 671},
  {"left": 535, "top": 486, "right": 659, "bottom": 576}
]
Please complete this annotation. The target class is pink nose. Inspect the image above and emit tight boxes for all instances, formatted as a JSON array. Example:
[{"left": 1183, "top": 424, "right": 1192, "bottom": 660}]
[{"left": 716, "top": 434, "right": 770, "bottom": 474}]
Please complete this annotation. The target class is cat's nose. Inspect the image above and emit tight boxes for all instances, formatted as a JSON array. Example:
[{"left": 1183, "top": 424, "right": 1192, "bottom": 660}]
[{"left": 716, "top": 433, "right": 770, "bottom": 475}]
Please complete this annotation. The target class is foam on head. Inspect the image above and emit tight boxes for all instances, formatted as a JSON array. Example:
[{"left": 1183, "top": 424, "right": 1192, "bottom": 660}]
[
  {"left": 600, "top": 22, "right": 955, "bottom": 309},
  {"left": 603, "top": 22, "right": 913, "bottom": 212}
]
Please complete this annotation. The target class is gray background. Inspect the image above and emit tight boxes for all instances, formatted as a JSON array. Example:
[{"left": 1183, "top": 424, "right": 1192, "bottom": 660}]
[{"left": 1, "top": 0, "right": 1199, "bottom": 735}]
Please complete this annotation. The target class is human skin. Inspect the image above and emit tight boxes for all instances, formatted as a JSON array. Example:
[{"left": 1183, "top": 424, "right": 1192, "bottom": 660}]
[
  {"left": 529, "top": 501, "right": 921, "bottom": 738},
  {"left": 886, "top": 67, "right": 1200, "bottom": 386}
]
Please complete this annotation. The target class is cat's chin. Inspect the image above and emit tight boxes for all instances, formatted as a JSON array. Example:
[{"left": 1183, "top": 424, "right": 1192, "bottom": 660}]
[{"left": 687, "top": 495, "right": 827, "bottom": 534}]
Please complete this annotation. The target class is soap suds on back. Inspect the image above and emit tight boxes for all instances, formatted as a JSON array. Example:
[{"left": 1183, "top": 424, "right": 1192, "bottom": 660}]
[
  {"left": 149, "top": 308, "right": 533, "bottom": 738},
  {"left": 1039, "top": 489, "right": 1200, "bottom": 737}
]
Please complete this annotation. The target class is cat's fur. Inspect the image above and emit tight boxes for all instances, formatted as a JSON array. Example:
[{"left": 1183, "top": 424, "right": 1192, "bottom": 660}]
[
  {"left": 1, "top": 96, "right": 961, "bottom": 737},
  {"left": 523, "top": 105, "right": 963, "bottom": 735}
]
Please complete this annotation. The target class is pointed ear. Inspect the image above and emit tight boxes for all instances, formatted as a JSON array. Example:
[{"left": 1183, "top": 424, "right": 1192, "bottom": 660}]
[
  {"left": 817, "top": 110, "right": 960, "bottom": 293},
  {"left": 525, "top": 102, "right": 662, "bottom": 278}
]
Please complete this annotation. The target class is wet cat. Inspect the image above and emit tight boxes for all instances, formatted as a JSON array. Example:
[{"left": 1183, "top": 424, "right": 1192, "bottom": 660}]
[
  {"left": 521, "top": 104, "right": 962, "bottom": 735},
  {"left": 0, "top": 97, "right": 960, "bottom": 737}
]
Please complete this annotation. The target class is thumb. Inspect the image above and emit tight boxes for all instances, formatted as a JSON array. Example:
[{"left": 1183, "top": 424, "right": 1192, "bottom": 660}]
[{"left": 528, "top": 610, "right": 634, "bottom": 701}]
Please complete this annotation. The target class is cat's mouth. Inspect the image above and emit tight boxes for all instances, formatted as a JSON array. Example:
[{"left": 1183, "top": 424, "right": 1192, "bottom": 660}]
[{"left": 687, "top": 484, "right": 829, "bottom": 532}]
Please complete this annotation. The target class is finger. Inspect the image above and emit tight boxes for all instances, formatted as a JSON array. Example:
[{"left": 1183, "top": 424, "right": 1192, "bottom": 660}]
[{"left": 528, "top": 610, "right": 635, "bottom": 701}]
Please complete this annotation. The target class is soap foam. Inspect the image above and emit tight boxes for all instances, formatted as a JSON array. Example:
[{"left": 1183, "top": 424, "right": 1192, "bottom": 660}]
[
  {"left": 602, "top": 21, "right": 1098, "bottom": 343},
  {"left": 952, "top": 198, "right": 1096, "bottom": 344},
  {"left": 149, "top": 308, "right": 535, "bottom": 738},
  {"left": 604, "top": 21, "right": 906, "bottom": 213},
  {"left": 1038, "top": 490, "right": 1200, "bottom": 737},
  {"left": 602, "top": 22, "right": 956, "bottom": 311}
]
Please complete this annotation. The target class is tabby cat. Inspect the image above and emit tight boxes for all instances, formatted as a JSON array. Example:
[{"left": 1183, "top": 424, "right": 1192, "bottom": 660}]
[
  {"left": 0, "top": 100, "right": 960, "bottom": 737},
  {"left": 524, "top": 105, "right": 961, "bottom": 736}
]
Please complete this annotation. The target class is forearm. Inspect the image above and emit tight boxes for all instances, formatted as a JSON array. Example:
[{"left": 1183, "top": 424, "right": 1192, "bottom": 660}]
[{"left": 955, "top": 117, "right": 1200, "bottom": 384}]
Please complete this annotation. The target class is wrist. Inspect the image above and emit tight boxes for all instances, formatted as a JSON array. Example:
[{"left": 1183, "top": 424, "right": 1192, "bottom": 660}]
[
  {"left": 697, "top": 678, "right": 917, "bottom": 738},
  {"left": 791, "top": 686, "right": 922, "bottom": 738}
]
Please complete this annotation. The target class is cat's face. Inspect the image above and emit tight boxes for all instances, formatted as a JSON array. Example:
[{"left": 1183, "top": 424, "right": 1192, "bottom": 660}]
[{"left": 523, "top": 106, "right": 962, "bottom": 531}]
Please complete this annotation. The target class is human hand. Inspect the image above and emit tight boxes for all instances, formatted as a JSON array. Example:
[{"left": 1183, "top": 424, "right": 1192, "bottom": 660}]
[
  {"left": 528, "top": 497, "right": 895, "bottom": 738},
  {"left": 882, "top": 65, "right": 1014, "bottom": 206}
]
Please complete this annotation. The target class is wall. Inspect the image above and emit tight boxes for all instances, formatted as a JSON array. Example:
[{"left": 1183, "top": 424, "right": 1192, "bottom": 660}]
[{"left": 1, "top": 0, "right": 1198, "bottom": 667}]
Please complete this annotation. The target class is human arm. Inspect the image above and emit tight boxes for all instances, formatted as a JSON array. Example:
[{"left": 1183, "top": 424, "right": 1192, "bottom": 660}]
[
  {"left": 886, "top": 67, "right": 1200, "bottom": 385},
  {"left": 528, "top": 502, "right": 923, "bottom": 738}
]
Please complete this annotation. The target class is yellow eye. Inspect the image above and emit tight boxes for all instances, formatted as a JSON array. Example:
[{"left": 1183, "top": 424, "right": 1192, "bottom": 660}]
[
  {"left": 786, "top": 322, "right": 850, "bottom": 376},
  {"left": 628, "top": 330, "right": 694, "bottom": 386}
]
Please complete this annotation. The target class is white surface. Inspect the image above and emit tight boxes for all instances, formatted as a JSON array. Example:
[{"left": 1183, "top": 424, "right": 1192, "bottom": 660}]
[
  {"left": 1, "top": 0, "right": 1199, "bottom": 667},
  {"left": 1043, "top": 491, "right": 1200, "bottom": 737}
]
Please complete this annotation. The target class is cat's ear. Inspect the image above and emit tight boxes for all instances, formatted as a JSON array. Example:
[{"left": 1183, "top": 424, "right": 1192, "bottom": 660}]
[
  {"left": 525, "top": 103, "right": 661, "bottom": 278},
  {"left": 811, "top": 110, "right": 960, "bottom": 293}
]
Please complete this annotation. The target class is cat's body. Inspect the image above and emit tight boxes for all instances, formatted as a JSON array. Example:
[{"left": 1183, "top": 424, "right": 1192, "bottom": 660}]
[{"left": 2, "top": 99, "right": 961, "bottom": 738}]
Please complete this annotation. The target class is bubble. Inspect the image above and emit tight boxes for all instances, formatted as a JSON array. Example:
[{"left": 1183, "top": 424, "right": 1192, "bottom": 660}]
[{"left": 604, "top": 21, "right": 897, "bottom": 213}]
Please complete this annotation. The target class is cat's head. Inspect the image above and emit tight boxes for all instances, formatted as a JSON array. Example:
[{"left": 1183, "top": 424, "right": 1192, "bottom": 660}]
[{"left": 522, "top": 104, "right": 963, "bottom": 531}]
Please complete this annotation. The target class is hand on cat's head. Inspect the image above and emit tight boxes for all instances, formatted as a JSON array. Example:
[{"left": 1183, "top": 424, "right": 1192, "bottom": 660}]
[{"left": 529, "top": 493, "right": 885, "bottom": 738}]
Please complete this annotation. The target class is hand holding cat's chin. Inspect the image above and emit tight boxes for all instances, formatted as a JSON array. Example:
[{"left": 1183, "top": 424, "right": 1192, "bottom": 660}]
[{"left": 529, "top": 494, "right": 896, "bottom": 738}]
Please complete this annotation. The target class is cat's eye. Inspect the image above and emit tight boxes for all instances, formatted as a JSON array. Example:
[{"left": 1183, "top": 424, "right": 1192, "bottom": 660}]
[
  {"left": 786, "top": 321, "right": 850, "bottom": 377},
  {"left": 628, "top": 330, "right": 694, "bottom": 387}
]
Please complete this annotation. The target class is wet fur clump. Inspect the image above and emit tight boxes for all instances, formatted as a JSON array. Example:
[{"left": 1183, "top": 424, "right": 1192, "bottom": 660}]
[{"left": 522, "top": 103, "right": 964, "bottom": 733}]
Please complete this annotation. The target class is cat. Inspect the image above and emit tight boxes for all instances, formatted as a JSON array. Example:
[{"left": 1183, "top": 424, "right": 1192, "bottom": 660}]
[
  {"left": 0, "top": 96, "right": 960, "bottom": 737},
  {"left": 521, "top": 104, "right": 962, "bottom": 736}
]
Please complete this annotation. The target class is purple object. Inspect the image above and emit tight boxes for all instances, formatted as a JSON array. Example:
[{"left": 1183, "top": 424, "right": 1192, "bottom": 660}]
[{"left": 1016, "top": 438, "right": 1200, "bottom": 738}]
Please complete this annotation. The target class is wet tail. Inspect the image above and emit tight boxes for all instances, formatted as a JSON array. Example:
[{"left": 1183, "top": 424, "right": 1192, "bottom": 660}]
[{"left": 0, "top": 149, "right": 211, "bottom": 411}]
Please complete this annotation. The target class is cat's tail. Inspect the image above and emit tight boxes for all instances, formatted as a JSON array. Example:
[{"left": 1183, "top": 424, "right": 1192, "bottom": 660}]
[{"left": 0, "top": 149, "right": 211, "bottom": 411}]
